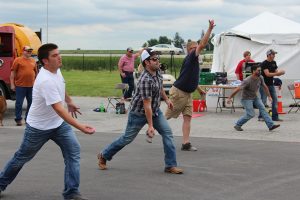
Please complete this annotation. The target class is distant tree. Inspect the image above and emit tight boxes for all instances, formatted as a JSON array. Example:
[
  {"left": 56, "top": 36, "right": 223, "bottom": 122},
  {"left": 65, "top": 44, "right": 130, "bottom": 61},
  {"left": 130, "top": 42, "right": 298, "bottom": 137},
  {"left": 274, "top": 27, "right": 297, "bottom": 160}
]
[
  {"left": 205, "top": 33, "right": 215, "bottom": 51},
  {"left": 142, "top": 42, "right": 148, "bottom": 48},
  {"left": 158, "top": 36, "right": 171, "bottom": 44},
  {"left": 173, "top": 32, "right": 185, "bottom": 48},
  {"left": 146, "top": 38, "right": 159, "bottom": 47},
  {"left": 200, "top": 29, "right": 205, "bottom": 39}
]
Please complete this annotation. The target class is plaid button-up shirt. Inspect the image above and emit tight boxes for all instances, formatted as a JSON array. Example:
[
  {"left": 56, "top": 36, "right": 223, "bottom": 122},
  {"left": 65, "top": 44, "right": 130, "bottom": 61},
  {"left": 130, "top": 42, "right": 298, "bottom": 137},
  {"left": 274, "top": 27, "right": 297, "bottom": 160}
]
[{"left": 130, "top": 69, "right": 163, "bottom": 116}]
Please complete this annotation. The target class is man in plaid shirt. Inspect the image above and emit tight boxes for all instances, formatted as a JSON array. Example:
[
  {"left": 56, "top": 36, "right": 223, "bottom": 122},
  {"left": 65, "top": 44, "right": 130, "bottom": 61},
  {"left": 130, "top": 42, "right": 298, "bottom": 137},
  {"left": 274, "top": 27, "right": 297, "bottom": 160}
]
[{"left": 98, "top": 48, "right": 183, "bottom": 174}]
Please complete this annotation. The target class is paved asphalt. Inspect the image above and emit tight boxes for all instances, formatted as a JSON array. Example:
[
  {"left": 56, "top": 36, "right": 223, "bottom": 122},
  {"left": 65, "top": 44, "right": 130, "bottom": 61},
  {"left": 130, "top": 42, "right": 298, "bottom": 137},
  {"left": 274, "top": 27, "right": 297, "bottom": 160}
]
[{"left": 0, "top": 97, "right": 300, "bottom": 200}]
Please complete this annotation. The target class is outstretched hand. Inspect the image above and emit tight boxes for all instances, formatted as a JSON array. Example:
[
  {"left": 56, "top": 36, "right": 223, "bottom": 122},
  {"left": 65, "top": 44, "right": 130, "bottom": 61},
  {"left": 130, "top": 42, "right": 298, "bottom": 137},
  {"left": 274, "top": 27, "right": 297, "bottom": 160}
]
[
  {"left": 81, "top": 125, "right": 96, "bottom": 135},
  {"left": 67, "top": 102, "right": 82, "bottom": 118}
]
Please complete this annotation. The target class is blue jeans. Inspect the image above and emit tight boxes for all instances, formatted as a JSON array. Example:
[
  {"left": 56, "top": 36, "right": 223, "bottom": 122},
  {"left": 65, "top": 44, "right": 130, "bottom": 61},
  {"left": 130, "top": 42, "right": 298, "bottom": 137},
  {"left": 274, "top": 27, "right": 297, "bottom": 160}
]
[
  {"left": 236, "top": 97, "right": 274, "bottom": 129},
  {"left": 259, "top": 85, "right": 278, "bottom": 120},
  {"left": 101, "top": 109, "right": 177, "bottom": 168},
  {"left": 0, "top": 122, "right": 81, "bottom": 199},
  {"left": 120, "top": 71, "right": 134, "bottom": 99},
  {"left": 15, "top": 86, "right": 33, "bottom": 121}
]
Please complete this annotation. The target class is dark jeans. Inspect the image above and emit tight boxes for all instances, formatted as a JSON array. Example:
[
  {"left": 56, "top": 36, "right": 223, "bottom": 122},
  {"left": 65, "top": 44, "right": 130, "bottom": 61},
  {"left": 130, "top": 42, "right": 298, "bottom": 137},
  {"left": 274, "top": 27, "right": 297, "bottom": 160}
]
[
  {"left": 259, "top": 85, "right": 279, "bottom": 120},
  {"left": 15, "top": 86, "right": 33, "bottom": 122},
  {"left": 120, "top": 71, "right": 134, "bottom": 99}
]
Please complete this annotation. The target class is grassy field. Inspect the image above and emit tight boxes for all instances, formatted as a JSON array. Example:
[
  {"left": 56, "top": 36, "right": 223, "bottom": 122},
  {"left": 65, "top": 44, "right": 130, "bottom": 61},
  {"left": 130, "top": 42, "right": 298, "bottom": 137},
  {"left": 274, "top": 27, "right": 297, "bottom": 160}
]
[
  {"left": 63, "top": 70, "right": 123, "bottom": 97},
  {"left": 62, "top": 55, "right": 185, "bottom": 72},
  {"left": 62, "top": 70, "right": 202, "bottom": 99}
]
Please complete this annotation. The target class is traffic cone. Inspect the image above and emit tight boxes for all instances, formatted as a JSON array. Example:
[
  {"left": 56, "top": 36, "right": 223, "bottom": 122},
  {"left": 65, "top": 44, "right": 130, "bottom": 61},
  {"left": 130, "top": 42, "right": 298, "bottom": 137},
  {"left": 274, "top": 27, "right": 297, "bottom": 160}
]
[{"left": 275, "top": 86, "right": 286, "bottom": 114}]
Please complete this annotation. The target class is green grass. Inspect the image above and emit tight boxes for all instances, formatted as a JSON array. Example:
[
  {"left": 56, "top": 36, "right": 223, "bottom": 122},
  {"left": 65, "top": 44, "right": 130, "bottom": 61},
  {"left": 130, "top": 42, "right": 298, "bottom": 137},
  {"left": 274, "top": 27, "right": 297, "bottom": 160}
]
[
  {"left": 63, "top": 70, "right": 123, "bottom": 97},
  {"left": 62, "top": 69, "right": 203, "bottom": 99},
  {"left": 61, "top": 55, "right": 185, "bottom": 73},
  {"left": 60, "top": 50, "right": 126, "bottom": 54}
]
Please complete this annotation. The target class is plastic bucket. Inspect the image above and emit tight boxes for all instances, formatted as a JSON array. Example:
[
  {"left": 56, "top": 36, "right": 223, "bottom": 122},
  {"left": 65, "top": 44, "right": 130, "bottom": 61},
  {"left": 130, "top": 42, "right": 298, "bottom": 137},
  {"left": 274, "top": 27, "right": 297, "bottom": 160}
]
[
  {"left": 199, "top": 100, "right": 207, "bottom": 112},
  {"left": 295, "top": 81, "right": 300, "bottom": 98},
  {"left": 193, "top": 100, "right": 201, "bottom": 112}
]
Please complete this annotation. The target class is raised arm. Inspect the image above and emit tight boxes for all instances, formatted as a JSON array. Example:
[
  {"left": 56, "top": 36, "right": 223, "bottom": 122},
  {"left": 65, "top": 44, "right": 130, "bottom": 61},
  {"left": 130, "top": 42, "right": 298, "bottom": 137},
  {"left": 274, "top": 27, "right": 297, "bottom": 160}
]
[{"left": 196, "top": 20, "right": 215, "bottom": 57}]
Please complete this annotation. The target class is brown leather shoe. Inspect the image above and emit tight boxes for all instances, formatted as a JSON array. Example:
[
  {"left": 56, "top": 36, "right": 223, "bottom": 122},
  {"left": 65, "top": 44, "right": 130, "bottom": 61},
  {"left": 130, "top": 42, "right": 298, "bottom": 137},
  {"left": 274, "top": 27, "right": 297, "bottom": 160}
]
[
  {"left": 97, "top": 153, "right": 107, "bottom": 170},
  {"left": 164, "top": 167, "right": 183, "bottom": 174}
]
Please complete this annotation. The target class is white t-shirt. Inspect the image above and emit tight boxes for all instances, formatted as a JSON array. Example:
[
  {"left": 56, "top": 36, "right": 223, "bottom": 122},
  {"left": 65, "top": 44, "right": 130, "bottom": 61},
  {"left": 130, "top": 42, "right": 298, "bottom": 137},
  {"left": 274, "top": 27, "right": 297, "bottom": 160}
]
[{"left": 27, "top": 67, "right": 65, "bottom": 130}]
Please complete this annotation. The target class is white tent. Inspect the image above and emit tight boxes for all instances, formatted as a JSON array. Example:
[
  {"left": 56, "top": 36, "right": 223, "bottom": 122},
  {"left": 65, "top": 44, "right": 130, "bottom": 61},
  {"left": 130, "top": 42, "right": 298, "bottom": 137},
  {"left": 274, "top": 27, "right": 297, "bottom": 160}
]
[{"left": 211, "top": 12, "right": 300, "bottom": 80}]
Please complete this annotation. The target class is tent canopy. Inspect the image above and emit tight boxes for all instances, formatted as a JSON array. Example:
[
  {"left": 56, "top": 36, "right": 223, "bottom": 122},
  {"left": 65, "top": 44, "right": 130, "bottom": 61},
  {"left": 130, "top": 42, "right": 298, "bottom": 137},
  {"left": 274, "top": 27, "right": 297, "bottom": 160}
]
[{"left": 212, "top": 12, "right": 300, "bottom": 80}]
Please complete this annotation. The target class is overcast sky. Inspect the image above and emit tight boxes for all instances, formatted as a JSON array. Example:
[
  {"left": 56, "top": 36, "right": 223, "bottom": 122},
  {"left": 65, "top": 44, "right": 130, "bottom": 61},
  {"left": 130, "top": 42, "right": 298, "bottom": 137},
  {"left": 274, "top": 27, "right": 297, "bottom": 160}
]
[{"left": 1, "top": 0, "right": 300, "bottom": 50}]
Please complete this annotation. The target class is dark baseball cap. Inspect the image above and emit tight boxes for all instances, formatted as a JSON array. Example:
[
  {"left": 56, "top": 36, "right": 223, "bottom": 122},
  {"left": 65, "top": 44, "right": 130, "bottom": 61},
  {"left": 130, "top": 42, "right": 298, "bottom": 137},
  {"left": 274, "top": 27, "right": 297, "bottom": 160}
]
[{"left": 266, "top": 49, "right": 277, "bottom": 56}]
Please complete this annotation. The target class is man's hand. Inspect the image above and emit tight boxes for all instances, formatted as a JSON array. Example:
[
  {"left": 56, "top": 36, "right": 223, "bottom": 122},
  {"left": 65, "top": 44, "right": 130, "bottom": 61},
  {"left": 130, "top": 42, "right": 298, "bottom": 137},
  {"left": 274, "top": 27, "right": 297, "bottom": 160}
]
[
  {"left": 227, "top": 97, "right": 233, "bottom": 104},
  {"left": 80, "top": 125, "right": 95, "bottom": 135},
  {"left": 147, "top": 126, "right": 155, "bottom": 138},
  {"left": 277, "top": 69, "right": 285, "bottom": 76},
  {"left": 165, "top": 99, "right": 174, "bottom": 110},
  {"left": 67, "top": 102, "right": 82, "bottom": 118},
  {"left": 120, "top": 72, "right": 126, "bottom": 78},
  {"left": 268, "top": 96, "right": 273, "bottom": 103},
  {"left": 10, "top": 85, "right": 15, "bottom": 92},
  {"left": 208, "top": 20, "right": 216, "bottom": 30}
]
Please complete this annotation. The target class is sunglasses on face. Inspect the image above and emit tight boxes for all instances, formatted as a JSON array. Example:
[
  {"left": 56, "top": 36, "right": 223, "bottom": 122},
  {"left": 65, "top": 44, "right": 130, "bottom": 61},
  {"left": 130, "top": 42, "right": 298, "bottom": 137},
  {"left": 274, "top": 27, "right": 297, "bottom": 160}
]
[{"left": 150, "top": 57, "right": 159, "bottom": 61}]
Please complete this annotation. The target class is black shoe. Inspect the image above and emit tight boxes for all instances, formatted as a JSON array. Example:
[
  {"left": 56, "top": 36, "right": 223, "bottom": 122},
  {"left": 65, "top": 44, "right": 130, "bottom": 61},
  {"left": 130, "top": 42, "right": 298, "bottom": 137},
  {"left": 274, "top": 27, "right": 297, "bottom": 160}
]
[
  {"left": 273, "top": 118, "right": 283, "bottom": 122},
  {"left": 65, "top": 194, "right": 88, "bottom": 200},
  {"left": 234, "top": 125, "right": 243, "bottom": 131},
  {"left": 181, "top": 143, "right": 197, "bottom": 151},
  {"left": 269, "top": 124, "right": 280, "bottom": 131}
]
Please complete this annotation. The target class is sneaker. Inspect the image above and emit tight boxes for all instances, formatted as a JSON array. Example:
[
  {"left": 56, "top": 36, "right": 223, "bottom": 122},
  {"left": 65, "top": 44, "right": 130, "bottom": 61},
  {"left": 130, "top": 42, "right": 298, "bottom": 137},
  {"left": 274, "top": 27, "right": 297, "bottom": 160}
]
[
  {"left": 269, "top": 124, "right": 280, "bottom": 131},
  {"left": 234, "top": 125, "right": 243, "bottom": 131},
  {"left": 258, "top": 118, "right": 265, "bottom": 122},
  {"left": 97, "top": 153, "right": 107, "bottom": 170},
  {"left": 164, "top": 167, "right": 183, "bottom": 174},
  {"left": 273, "top": 118, "right": 283, "bottom": 122},
  {"left": 15, "top": 120, "right": 22, "bottom": 126},
  {"left": 181, "top": 143, "right": 197, "bottom": 151},
  {"left": 65, "top": 194, "right": 88, "bottom": 200}
]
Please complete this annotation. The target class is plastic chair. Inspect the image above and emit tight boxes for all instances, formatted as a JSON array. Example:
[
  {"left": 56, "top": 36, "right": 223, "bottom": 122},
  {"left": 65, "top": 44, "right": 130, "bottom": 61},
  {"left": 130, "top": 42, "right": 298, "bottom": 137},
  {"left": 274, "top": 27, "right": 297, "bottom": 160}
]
[
  {"left": 106, "top": 83, "right": 129, "bottom": 112},
  {"left": 287, "top": 84, "right": 300, "bottom": 113}
]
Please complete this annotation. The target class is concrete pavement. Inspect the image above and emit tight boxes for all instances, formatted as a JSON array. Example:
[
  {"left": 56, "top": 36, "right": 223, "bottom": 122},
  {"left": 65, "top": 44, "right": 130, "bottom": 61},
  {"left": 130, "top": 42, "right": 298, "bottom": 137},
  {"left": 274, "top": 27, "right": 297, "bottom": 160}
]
[{"left": 0, "top": 97, "right": 300, "bottom": 200}]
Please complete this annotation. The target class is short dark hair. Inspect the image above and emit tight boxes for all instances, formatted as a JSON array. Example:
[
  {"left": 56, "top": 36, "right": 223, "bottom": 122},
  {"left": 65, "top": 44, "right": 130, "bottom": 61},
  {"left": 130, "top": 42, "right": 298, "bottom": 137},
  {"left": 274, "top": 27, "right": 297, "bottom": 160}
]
[
  {"left": 251, "top": 64, "right": 260, "bottom": 73},
  {"left": 38, "top": 43, "right": 58, "bottom": 65}
]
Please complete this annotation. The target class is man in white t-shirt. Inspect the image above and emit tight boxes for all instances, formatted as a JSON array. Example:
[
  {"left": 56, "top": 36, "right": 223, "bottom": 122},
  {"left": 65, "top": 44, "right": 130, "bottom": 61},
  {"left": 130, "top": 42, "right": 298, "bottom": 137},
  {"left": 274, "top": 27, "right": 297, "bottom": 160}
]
[{"left": 0, "top": 43, "right": 95, "bottom": 200}]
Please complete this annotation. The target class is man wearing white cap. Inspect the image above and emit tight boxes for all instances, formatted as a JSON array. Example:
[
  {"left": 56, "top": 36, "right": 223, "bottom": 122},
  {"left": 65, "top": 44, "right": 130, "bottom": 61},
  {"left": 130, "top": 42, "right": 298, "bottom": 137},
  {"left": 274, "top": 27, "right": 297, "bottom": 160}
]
[
  {"left": 10, "top": 46, "right": 38, "bottom": 126},
  {"left": 258, "top": 49, "right": 285, "bottom": 121},
  {"left": 98, "top": 48, "right": 183, "bottom": 174}
]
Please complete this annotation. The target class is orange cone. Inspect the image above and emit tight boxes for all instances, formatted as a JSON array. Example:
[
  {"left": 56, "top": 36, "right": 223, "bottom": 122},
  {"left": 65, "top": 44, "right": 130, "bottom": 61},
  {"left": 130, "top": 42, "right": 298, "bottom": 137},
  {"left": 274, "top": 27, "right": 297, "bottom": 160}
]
[{"left": 275, "top": 86, "right": 286, "bottom": 114}]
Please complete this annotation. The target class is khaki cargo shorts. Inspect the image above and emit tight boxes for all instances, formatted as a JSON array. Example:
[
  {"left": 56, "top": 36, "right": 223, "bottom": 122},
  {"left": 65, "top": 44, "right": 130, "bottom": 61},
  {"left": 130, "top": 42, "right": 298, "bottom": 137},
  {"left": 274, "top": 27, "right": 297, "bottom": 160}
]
[{"left": 165, "top": 86, "right": 193, "bottom": 119}]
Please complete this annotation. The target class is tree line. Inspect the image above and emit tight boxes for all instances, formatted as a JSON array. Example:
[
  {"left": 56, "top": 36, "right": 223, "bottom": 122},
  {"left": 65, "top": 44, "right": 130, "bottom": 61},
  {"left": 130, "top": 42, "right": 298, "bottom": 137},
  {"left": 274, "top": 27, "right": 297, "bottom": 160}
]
[{"left": 142, "top": 31, "right": 215, "bottom": 51}]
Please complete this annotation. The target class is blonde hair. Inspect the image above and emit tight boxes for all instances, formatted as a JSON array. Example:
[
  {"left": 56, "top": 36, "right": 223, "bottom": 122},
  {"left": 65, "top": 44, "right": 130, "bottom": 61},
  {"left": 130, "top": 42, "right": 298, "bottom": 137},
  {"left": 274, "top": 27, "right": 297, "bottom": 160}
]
[{"left": 187, "top": 41, "right": 198, "bottom": 51}]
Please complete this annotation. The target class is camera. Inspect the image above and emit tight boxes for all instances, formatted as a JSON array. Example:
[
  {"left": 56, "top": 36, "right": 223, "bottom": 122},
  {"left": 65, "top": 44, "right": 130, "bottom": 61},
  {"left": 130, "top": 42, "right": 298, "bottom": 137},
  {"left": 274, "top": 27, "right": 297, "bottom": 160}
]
[{"left": 159, "top": 63, "right": 167, "bottom": 71}]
